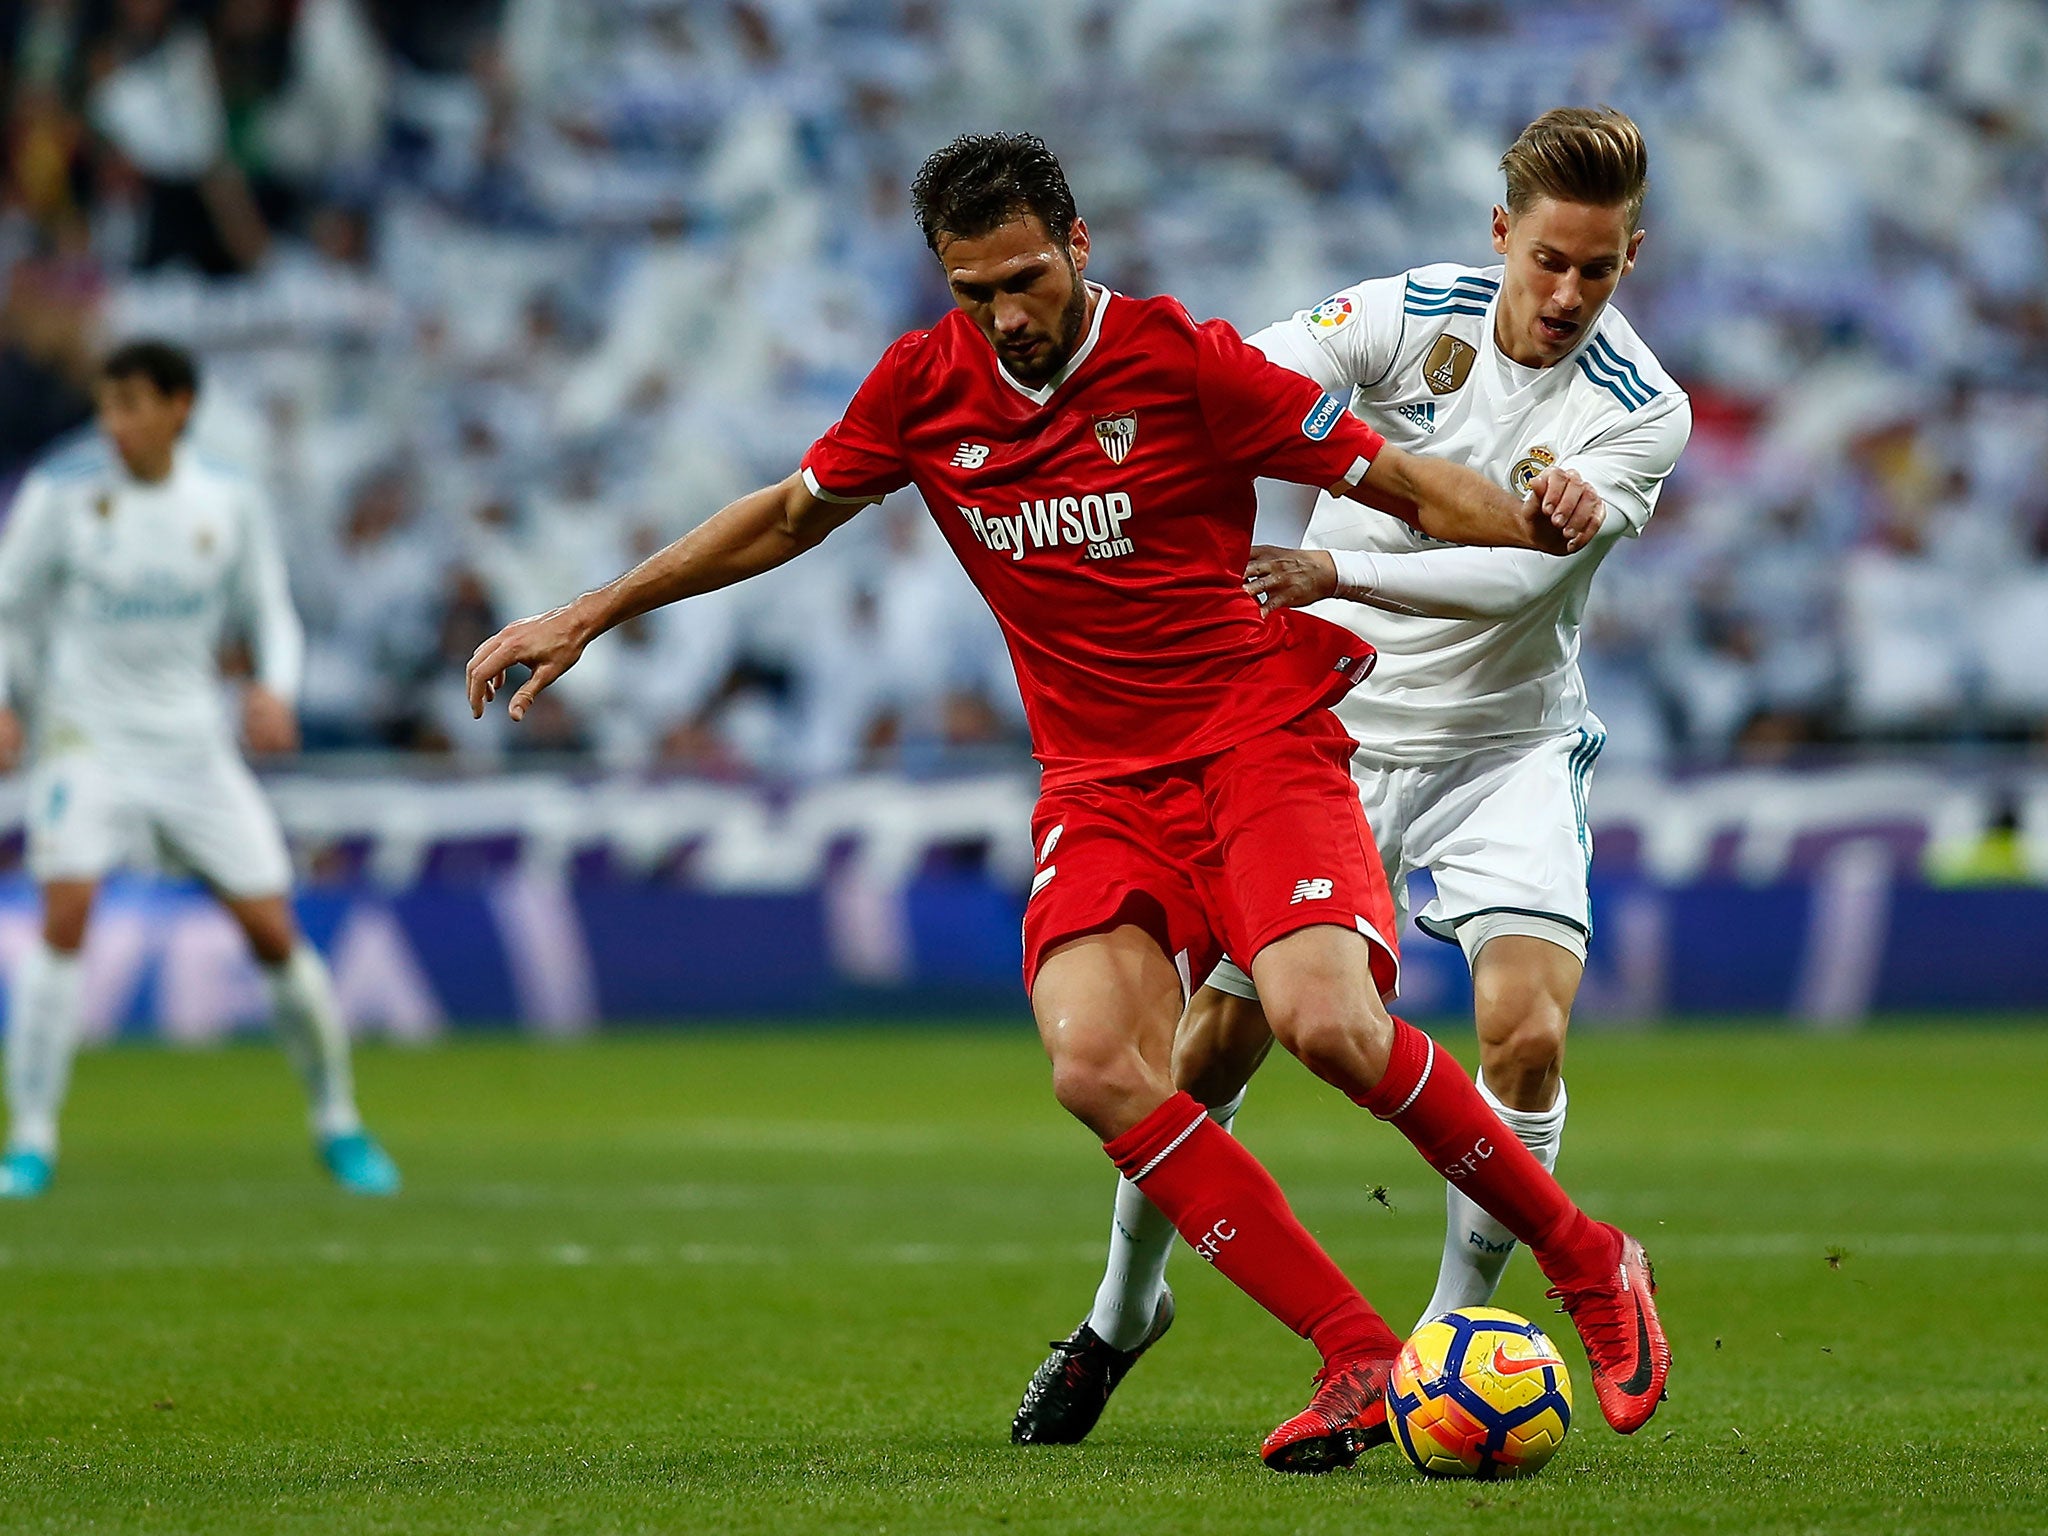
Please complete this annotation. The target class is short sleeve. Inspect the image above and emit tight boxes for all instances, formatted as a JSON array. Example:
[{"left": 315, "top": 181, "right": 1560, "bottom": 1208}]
[
  {"left": 801, "top": 342, "right": 912, "bottom": 504},
  {"left": 1193, "top": 319, "right": 1385, "bottom": 491},
  {"left": 1246, "top": 274, "right": 1409, "bottom": 395},
  {"left": 1566, "top": 391, "right": 1692, "bottom": 536}
]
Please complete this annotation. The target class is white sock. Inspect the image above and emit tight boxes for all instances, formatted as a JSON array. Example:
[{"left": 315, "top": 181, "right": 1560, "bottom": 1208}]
[
  {"left": 266, "top": 945, "right": 362, "bottom": 1140},
  {"left": 1418, "top": 1075, "right": 1567, "bottom": 1328},
  {"left": 1086, "top": 1089, "right": 1245, "bottom": 1351},
  {"left": 5, "top": 941, "right": 84, "bottom": 1158}
]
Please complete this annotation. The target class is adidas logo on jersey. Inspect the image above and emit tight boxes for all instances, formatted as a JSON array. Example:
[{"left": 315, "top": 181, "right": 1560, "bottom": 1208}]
[
  {"left": 1396, "top": 401, "right": 1437, "bottom": 433},
  {"left": 958, "top": 492, "right": 1136, "bottom": 563}
]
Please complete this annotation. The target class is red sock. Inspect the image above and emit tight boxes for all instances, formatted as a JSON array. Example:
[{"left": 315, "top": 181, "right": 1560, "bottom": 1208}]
[
  {"left": 1357, "top": 1019, "right": 1619, "bottom": 1290},
  {"left": 1106, "top": 1092, "right": 1400, "bottom": 1366}
]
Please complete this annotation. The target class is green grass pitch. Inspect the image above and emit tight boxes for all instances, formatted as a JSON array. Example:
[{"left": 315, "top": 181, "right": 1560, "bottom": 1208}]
[{"left": 1, "top": 1024, "right": 2044, "bottom": 1534}]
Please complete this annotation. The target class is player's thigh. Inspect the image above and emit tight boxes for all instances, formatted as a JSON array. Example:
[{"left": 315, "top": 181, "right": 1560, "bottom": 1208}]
[
  {"left": 144, "top": 750, "right": 294, "bottom": 901},
  {"left": 1406, "top": 730, "right": 1600, "bottom": 958},
  {"left": 1172, "top": 981, "right": 1276, "bottom": 1106},
  {"left": 1032, "top": 924, "right": 1188, "bottom": 1071},
  {"left": 25, "top": 753, "right": 131, "bottom": 892},
  {"left": 1032, "top": 926, "right": 1188, "bottom": 1139},
  {"left": 1201, "top": 710, "right": 1400, "bottom": 1003}
]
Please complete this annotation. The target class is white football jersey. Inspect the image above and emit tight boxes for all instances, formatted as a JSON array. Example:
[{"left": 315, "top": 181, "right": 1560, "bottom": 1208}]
[
  {"left": 0, "top": 437, "right": 302, "bottom": 754},
  {"left": 1250, "top": 262, "right": 1691, "bottom": 764}
]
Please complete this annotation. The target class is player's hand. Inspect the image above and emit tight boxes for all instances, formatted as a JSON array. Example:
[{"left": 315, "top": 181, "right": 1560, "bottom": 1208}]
[
  {"left": 1527, "top": 467, "right": 1604, "bottom": 553},
  {"left": 466, "top": 601, "right": 594, "bottom": 722},
  {"left": 1243, "top": 547, "right": 1338, "bottom": 613},
  {"left": 242, "top": 686, "right": 300, "bottom": 756},
  {"left": 0, "top": 707, "right": 21, "bottom": 773}
]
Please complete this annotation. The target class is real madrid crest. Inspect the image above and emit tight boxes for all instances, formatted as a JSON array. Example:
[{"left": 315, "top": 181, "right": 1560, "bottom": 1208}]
[
  {"left": 93, "top": 492, "right": 113, "bottom": 519},
  {"left": 1510, "top": 445, "right": 1558, "bottom": 493},
  {"left": 1093, "top": 411, "right": 1137, "bottom": 465},
  {"left": 195, "top": 525, "right": 217, "bottom": 555},
  {"left": 1423, "top": 335, "right": 1476, "bottom": 396}
]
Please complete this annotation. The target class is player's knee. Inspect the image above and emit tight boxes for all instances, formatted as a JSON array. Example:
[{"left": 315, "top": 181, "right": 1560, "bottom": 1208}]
[
  {"left": 1046, "top": 1026, "right": 1155, "bottom": 1135},
  {"left": 39, "top": 889, "right": 93, "bottom": 953},
  {"left": 1265, "top": 991, "right": 1385, "bottom": 1092},
  {"left": 1478, "top": 998, "right": 1568, "bottom": 1109}
]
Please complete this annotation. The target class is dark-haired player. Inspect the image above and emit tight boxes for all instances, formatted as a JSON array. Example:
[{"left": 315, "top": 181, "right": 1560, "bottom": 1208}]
[
  {"left": 0, "top": 341, "right": 400, "bottom": 1198},
  {"left": 1018, "top": 106, "right": 1689, "bottom": 1451},
  {"left": 466, "top": 133, "right": 1666, "bottom": 1470}
]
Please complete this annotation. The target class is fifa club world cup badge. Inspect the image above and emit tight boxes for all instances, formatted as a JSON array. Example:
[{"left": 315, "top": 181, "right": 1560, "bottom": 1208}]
[
  {"left": 1092, "top": 412, "right": 1137, "bottom": 465},
  {"left": 1424, "top": 334, "right": 1477, "bottom": 395},
  {"left": 1510, "top": 445, "right": 1558, "bottom": 493}
]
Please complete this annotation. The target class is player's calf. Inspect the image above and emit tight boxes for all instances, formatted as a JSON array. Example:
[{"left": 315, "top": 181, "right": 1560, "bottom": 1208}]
[{"left": 1472, "top": 971, "right": 1571, "bottom": 1112}]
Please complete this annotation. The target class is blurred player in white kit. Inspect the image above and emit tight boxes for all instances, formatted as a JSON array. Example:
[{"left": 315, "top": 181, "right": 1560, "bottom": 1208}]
[
  {"left": 0, "top": 340, "right": 399, "bottom": 1198},
  {"left": 1015, "top": 108, "right": 1691, "bottom": 1444}
]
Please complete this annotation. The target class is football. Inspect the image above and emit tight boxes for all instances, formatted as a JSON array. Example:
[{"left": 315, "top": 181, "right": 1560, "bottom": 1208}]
[{"left": 1385, "top": 1306, "right": 1575, "bottom": 1479}]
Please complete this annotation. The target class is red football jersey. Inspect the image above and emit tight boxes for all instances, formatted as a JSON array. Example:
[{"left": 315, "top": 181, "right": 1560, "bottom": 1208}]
[{"left": 801, "top": 289, "right": 1388, "bottom": 787}]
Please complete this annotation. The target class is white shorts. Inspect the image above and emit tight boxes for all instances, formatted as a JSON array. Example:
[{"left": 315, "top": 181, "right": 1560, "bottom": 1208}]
[
  {"left": 25, "top": 743, "right": 293, "bottom": 898},
  {"left": 1206, "top": 723, "right": 1602, "bottom": 1000}
]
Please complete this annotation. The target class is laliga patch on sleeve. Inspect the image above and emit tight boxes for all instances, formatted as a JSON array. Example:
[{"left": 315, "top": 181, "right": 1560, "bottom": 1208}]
[
  {"left": 1301, "top": 393, "right": 1345, "bottom": 440},
  {"left": 1307, "top": 294, "right": 1355, "bottom": 331}
]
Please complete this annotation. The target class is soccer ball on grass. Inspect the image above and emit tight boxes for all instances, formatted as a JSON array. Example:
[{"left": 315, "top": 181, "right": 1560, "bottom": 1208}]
[{"left": 1384, "top": 1305, "right": 1573, "bottom": 1479}]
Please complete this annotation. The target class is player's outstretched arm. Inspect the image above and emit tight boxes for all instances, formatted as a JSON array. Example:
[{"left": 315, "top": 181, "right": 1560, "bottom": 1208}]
[
  {"left": 1352, "top": 443, "right": 1602, "bottom": 554},
  {"left": 1249, "top": 467, "right": 1605, "bottom": 616},
  {"left": 467, "top": 470, "right": 863, "bottom": 721}
]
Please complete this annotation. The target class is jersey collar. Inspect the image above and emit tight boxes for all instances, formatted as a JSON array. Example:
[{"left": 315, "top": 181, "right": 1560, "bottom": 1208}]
[{"left": 993, "top": 284, "right": 1112, "bottom": 408}]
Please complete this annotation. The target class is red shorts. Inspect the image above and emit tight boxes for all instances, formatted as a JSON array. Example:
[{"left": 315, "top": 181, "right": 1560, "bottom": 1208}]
[{"left": 1022, "top": 708, "right": 1400, "bottom": 999}]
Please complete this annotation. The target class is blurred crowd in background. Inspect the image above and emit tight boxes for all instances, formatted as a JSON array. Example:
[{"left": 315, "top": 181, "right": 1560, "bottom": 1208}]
[{"left": 1, "top": 0, "right": 2045, "bottom": 776}]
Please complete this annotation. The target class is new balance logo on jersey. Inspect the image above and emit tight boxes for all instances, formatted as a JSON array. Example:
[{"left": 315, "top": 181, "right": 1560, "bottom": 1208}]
[
  {"left": 1396, "top": 401, "right": 1437, "bottom": 433},
  {"left": 1290, "top": 878, "right": 1334, "bottom": 904},
  {"left": 957, "top": 492, "right": 1136, "bottom": 562},
  {"left": 951, "top": 442, "right": 991, "bottom": 469}
]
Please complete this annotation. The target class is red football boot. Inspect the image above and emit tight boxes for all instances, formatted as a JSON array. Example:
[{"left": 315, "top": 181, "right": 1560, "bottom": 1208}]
[
  {"left": 1547, "top": 1226, "right": 1670, "bottom": 1433},
  {"left": 1259, "top": 1352, "right": 1397, "bottom": 1473}
]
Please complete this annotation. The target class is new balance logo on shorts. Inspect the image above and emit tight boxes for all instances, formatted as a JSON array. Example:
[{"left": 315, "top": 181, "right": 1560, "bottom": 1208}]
[{"left": 1290, "top": 878, "right": 1334, "bottom": 904}]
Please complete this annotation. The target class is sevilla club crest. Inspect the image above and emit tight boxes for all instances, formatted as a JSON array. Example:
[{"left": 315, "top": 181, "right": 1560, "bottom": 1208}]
[{"left": 1093, "top": 412, "right": 1137, "bottom": 465}]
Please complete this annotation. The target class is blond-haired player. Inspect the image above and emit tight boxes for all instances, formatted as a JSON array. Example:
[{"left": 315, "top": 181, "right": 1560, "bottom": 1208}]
[{"left": 1016, "top": 107, "right": 1690, "bottom": 1447}]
